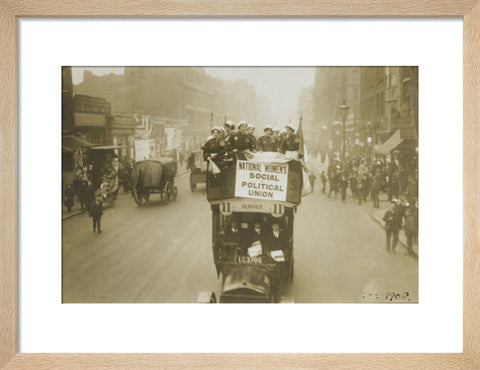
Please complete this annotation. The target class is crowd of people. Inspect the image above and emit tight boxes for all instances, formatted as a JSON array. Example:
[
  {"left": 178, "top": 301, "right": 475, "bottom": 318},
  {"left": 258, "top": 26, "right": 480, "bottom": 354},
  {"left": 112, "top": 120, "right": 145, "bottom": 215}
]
[
  {"left": 63, "top": 154, "right": 136, "bottom": 233},
  {"left": 319, "top": 153, "right": 418, "bottom": 255},
  {"left": 223, "top": 215, "right": 288, "bottom": 255},
  {"left": 201, "top": 120, "right": 302, "bottom": 165},
  {"left": 64, "top": 156, "right": 135, "bottom": 210}
]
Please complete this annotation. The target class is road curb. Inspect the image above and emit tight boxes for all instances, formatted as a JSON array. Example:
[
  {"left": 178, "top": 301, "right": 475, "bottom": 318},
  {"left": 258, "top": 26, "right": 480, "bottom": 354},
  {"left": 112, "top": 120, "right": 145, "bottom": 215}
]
[{"left": 62, "top": 209, "right": 86, "bottom": 221}]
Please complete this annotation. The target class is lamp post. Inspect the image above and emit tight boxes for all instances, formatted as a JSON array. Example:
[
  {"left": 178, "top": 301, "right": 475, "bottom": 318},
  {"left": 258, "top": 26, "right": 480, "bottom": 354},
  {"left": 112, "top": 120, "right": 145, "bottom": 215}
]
[{"left": 338, "top": 101, "right": 350, "bottom": 161}]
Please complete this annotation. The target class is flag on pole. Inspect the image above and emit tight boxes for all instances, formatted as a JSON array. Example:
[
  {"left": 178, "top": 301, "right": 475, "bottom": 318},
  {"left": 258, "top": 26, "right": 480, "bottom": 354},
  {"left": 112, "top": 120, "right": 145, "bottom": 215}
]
[
  {"left": 210, "top": 111, "right": 214, "bottom": 130},
  {"left": 298, "top": 115, "right": 305, "bottom": 158},
  {"left": 303, "top": 143, "right": 309, "bottom": 163}
]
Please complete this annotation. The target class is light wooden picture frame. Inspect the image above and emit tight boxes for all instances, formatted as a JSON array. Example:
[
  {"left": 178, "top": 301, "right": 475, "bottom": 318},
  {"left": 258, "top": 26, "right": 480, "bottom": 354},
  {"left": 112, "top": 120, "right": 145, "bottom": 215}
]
[{"left": 1, "top": 1, "right": 479, "bottom": 368}]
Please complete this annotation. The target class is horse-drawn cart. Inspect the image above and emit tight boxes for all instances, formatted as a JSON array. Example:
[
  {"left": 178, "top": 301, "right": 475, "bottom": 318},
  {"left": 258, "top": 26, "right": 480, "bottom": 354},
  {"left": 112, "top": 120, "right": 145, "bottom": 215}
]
[{"left": 131, "top": 157, "right": 178, "bottom": 205}]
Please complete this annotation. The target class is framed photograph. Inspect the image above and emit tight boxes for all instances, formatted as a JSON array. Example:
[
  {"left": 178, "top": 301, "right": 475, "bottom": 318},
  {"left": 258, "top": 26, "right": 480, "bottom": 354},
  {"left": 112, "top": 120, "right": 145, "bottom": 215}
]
[{"left": 1, "top": 1, "right": 479, "bottom": 368}]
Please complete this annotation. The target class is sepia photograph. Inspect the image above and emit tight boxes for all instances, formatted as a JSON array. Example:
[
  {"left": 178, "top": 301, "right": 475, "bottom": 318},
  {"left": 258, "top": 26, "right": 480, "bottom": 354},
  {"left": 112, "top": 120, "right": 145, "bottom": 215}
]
[{"left": 61, "top": 66, "right": 418, "bottom": 303}]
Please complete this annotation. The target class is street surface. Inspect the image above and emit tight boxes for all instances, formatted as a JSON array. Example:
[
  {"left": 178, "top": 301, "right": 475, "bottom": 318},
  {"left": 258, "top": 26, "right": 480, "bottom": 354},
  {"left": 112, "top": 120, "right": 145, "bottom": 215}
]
[{"left": 62, "top": 168, "right": 418, "bottom": 303}]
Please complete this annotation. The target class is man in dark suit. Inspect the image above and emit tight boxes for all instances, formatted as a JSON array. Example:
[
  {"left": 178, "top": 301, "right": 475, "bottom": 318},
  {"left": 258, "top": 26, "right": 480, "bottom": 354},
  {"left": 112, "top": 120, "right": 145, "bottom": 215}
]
[
  {"left": 264, "top": 222, "right": 289, "bottom": 282},
  {"left": 223, "top": 219, "right": 249, "bottom": 257},
  {"left": 383, "top": 200, "right": 403, "bottom": 253},
  {"left": 264, "top": 222, "right": 288, "bottom": 255},
  {"left": 224, "top": 220, "right": 247, "bottom": 245},
  {"left": 248, "top": 220, "right": 267, "bottom": 247}
]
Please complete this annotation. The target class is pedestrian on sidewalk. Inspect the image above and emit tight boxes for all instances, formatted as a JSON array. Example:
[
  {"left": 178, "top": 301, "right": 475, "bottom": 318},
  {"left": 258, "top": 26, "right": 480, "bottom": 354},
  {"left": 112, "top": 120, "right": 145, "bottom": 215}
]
[
  {"left": 63, "top": 184, "right": 74, "bottom": 212},
  {"left": 308, "top": 171, "right": 317, "bottom": 192},
  {"left": 388, "top": 172, "right": 400, "bottom": 202},
  {"left": 383, "top": 201, "right": 402, "bottom": 253},
  {"left": 339, "top": 172, "right": 348, "bottom": 202},
  {"left": 327, "top": 162, "right": 337, "bottom": 198},
  {"left": 328, "top": 169, "right": 338, "bottom": 199},
  {"left": 320, "top": 171, "right": 327, "bottom": 194},
  {"left": 356, "top": 173, "right": 363, "bottom": 204},
  {"left": 88, "top": 195, "right": 103, "bottom": 234},
  {"left": 361, "top": 173, "right": 371, "bottom": 202},
  {"left": 371, "top": 173, "right": 381, "bottom": 208},
  {"left": 78, "top": 179, "right": 88, "bottom": 209},
  {"left": 349, "top": 171, "right": 358, "bottom": 199},
  {"left": 72, "top": 173, "right": 83, "bottom": 204}
]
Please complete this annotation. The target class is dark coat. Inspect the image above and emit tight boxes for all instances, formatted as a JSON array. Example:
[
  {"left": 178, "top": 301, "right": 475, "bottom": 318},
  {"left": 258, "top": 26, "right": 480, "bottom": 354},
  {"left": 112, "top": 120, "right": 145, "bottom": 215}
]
[
  {"left": 338, "top": 175, "right": 348, "bottom": 191},
  {"left": 88, "top": 201, "right": 103, "bottom": 218},
  {"left": 280, "top": 134, "right": 300, "bottom": 153},
  {"left": 224, "top": 227, "right": 247, "bottom": 246},
  {"left": 404, "top": 205, "right": 418, "bottom": 237},
  {"left": 83, "top": 183, "right": 95, "bottom": 206},
  {"left": 229, "top": 132, "right": 254, "bottom": 151},
  {"left": 371, "top": 174, "right": 382, "bottom": 193},
  {"left": 264, "top": 230, "right": 289, "bottom": 254},
  {"left": 383, "top": 210, "right": 395, "bottom": 231},
  {"left": 248, "top": 228, "right": 267, "bottom": 247},
  {"left": 64, "top": 187, "right": 74, "bottom": 200},
  {"left": 64, "top": 187, "right": 74, "bottom": 207},
  {"left": 361, "top": 176, "right": 371, "bottom": 192},
  {"left": 384, "top": 207, "right": 403, "bottom": 231},
  {"left": 72, "top": 177, "right": 83, "bottom": 196},
  {"left": 393, "top": 204, "right": 404, "bottom": 227},
  {"left": 247, "top": 134, "right": 257, "bottom": 151},
  {"left": 202, "top": 136, "right": 225, "bottom": 160},
  {"left": 257, "top": 135, "right": 279, "bottom": 152}
]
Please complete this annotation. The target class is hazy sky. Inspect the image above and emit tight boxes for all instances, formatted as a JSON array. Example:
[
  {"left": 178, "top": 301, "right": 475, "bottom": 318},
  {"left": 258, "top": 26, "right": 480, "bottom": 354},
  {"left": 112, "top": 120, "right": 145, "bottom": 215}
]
[
  {"left": 72, "top": 67, "right": 123, "bottom": 85},
  {"left": 72, "top": 67, "right": 315, "bottom": 121},
  {"left": 204, "top": 67, "right": 314, "bottom": 118}
]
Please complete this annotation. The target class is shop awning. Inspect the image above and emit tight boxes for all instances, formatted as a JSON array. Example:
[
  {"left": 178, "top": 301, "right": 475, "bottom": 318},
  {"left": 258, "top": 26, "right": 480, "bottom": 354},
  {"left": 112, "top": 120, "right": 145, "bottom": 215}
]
[
  {"left": 374, "top": 130, "right": 404, "bottom": 155},
  {"left": 62, "top": 135, "right": 93, "bottom": 152}
]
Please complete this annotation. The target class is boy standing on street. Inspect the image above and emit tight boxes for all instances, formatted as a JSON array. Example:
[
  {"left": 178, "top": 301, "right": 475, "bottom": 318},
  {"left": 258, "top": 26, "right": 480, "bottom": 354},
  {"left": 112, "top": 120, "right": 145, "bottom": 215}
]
[{"left": 89, "top": 195, "right": 103, "bottom": 234}]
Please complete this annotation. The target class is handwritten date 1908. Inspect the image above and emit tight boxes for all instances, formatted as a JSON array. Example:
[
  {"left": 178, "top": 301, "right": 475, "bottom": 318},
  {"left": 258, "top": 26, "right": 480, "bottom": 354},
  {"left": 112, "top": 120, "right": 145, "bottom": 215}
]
[{"left": 385, "top": 292, "right": 411, "bottom": 302}]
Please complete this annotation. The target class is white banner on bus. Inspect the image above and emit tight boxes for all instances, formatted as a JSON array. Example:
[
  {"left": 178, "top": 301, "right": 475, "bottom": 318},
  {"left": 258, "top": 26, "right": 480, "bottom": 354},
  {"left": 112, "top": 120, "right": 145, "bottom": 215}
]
[{"left": 234, "top": 160, "right": 288, "bottom": 201}]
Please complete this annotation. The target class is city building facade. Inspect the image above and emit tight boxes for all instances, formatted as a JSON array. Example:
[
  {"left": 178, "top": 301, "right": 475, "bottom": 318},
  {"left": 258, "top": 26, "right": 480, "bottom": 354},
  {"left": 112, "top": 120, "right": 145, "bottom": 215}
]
[
  {"left": 73, "top": 94, "right": 112, "bottom": 146},
  {"left": 74, "top": 67, "right": 263, "bottom": 155},
  {"left": 312, "top": 67, "right": 361, "bottom": 154}
]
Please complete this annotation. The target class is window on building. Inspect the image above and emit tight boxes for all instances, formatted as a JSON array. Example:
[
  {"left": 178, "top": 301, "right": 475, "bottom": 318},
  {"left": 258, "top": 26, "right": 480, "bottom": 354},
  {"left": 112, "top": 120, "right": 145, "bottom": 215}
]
[{"left": 89, "top": 133, "right": 102, "bottom": 145}]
